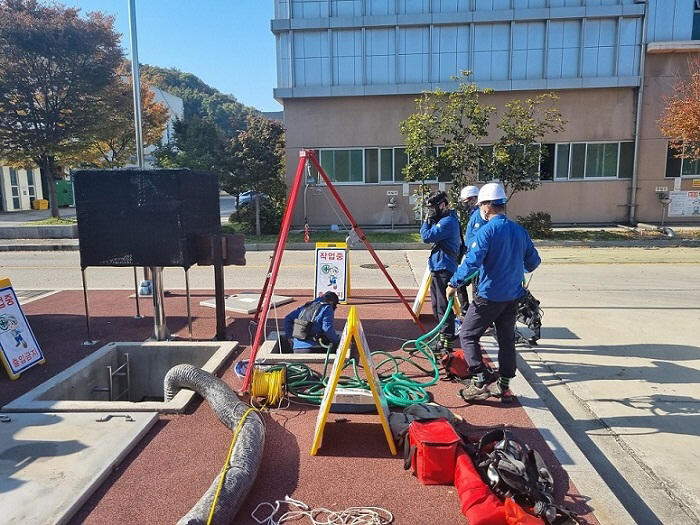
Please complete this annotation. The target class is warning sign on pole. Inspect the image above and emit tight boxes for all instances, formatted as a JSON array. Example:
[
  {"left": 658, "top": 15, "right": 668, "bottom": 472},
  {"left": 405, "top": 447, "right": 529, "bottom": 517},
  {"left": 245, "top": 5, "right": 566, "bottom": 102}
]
[
  {"left": 314, "top": 242, "right": 350, "bottom": 303},
  {"left": 0, "top": 278, "right": 45, "bottom": 380}
]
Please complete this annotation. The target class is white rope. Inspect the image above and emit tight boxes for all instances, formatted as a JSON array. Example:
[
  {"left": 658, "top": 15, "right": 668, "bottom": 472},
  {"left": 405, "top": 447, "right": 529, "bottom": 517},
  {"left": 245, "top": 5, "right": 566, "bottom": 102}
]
[{"left": 252, "top": 496, "right": 393, "bottom": 525}]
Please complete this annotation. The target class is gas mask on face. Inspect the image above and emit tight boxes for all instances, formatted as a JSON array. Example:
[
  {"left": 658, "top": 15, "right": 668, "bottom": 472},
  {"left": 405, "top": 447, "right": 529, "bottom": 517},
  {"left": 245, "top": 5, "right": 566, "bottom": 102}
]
[{"left": 427, "top": 203, "right": 445, "bottom": 222}]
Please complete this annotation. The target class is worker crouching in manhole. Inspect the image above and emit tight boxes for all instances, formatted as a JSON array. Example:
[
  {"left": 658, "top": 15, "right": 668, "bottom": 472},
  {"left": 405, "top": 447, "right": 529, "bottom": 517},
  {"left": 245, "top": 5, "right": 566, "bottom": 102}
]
[{"left": 283, "top": 291, "right": 341, "bottom": 353}]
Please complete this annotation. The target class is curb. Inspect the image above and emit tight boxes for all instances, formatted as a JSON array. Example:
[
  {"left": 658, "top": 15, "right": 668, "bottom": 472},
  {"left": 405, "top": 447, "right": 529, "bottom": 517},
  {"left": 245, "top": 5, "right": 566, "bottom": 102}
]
[{"left": 1, "top": 239, "right": 699, "bottom": 252}]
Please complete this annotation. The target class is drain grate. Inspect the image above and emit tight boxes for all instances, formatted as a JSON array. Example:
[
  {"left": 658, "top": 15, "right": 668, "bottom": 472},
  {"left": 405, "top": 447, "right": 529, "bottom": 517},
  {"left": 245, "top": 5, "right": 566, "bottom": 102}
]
[{"left": 360, "top": 263, "right": 388, "bottom": 269}]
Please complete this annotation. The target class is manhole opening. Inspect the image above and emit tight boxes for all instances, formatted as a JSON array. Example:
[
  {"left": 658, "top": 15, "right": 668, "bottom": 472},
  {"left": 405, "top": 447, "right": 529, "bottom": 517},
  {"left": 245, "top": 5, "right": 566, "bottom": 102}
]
[{"left": 360, "top": 263, "right": 388, "bottom": 269}]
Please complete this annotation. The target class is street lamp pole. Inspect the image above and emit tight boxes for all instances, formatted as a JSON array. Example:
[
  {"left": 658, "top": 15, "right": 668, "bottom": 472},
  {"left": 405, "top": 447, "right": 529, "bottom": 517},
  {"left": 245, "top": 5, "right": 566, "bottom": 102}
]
[{"left": 128, "top": 0, "right": 168, "bottom": 341}]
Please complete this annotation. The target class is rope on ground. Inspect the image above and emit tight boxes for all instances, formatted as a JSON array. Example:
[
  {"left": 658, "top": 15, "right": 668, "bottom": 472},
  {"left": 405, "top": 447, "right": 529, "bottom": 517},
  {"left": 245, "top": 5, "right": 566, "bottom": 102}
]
[{"left": 251, "top": 495, "right": 394, "bottom": 525}]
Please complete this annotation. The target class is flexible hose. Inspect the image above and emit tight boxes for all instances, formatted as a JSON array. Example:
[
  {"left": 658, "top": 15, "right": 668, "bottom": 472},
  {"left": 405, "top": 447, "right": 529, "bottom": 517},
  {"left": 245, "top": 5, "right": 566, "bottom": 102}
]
[
  {"left": 280, "top": 298, "right": 455, "bottom": 408},
  {"left": 164, "top": 364, "right": 266, "bottom": 525}
]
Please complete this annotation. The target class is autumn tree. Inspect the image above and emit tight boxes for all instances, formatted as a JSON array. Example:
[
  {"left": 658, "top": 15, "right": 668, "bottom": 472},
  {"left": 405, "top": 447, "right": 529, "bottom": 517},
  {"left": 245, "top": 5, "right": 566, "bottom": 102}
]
[
  {"left": 66, "top": 63, "right": 169, "bottom": 168},
  {"left": 660, "top": 57, "right": 700, "bottom": 159},
  {"left": 0, "top": 0, "right": 123, "bottom": 217}
]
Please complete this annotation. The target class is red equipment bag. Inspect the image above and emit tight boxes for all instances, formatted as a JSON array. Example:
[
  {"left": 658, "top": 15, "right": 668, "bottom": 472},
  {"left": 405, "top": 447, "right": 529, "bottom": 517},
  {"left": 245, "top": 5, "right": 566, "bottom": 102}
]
[
  {"left": 504, "top": 498, "right": 546, "bottom": 525},
  {"left": 454, "top": 449, "right": 508, "bottom": 525},
  {"left": 441, "top": 348, "right": 471, "bottom": 380},
  {"left": 403, "top": 418, "right": 460, "bottom": 485}
]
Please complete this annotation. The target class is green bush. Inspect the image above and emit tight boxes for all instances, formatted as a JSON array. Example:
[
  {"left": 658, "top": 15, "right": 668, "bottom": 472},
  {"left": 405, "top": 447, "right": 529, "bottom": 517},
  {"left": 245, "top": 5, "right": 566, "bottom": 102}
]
[
  {"left": 516, "top": 211, "right": 553, "bottom": 238},
  {"left": 229, "top": 197, "right": 283, "bottom": 235}
]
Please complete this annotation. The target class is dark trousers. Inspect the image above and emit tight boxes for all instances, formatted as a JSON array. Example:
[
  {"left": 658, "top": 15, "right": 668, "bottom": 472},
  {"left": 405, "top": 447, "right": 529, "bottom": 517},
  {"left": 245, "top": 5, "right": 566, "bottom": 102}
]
[
  {"left": 458, "top": 295, "right": 521, "bottom": 378},
  {"left": 430, "top": 270, "right": 455, "bottom": 338}
]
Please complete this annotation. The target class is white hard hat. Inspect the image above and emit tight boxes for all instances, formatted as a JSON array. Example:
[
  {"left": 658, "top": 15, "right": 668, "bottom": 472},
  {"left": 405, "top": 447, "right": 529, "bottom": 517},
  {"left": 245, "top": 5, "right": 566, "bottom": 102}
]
[
  {"left": 460, "top": 185, "right": 479, "bottom": 200},
  {"left": 477, "top": 183, "right": 507, "bottom": 204}
]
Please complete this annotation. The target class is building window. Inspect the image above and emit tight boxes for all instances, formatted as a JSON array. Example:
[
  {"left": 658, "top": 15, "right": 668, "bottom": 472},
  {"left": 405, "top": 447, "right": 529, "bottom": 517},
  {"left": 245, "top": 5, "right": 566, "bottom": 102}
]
[
  {"left": 582, "top": 18, "right": 616, "bottom": 77},
  {"left": 555, "top": 141, "right": 634, "bottom": 180},
  {"left": 512, "top": 22, "right": 545, "bottom": 81},
  {"left": 366, "top": 28, "right": 396, "bottom": 85},
  {"left": 293, "top": 31, "right": 330, "bottom": 87},
  {"left": 319, "top": 149, "right": 363, "bottom": 183},
  {"left": 291, "top": 0, "right": 328, "bottom": 18},
  {"left": 431, "top": 25, "right": 469, "bottom": 82},
  {"left": 473, "top": 24, "right": 510, "bottom": 82},
  {"left": 665, "top": 143, "right": 700, "bottom": 177},
  {"left": 398, "top": 27, "right": 429, "bottom": 84},
  {"left": 333, "top": 30, "right": 362, "bottom": 86},
  {"left": 693, "top": 0, "right": 700, "bottom": 41},
  {"left": 547, "top": 20, "right": 581, "bottom": 79},
  {"left": 9, "top": 167, "right": 20, "bottom": 209},
  {"left": 333, "top": 0, "right": 362, "bottom": 16}
]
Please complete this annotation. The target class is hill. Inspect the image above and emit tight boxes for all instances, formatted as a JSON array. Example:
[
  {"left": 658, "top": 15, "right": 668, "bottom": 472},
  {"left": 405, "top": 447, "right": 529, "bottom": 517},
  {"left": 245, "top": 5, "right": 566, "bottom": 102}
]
[{"left": 141, "top": 64, "right": 256, "bottom": 136}]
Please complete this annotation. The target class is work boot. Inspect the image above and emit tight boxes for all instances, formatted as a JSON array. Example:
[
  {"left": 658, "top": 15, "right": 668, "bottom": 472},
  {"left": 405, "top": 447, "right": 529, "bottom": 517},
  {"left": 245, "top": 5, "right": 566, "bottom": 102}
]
[
  {"left": 458, "top": 381, "right": 491, "bottom": 402},
  {"left": 489, "top": 381, "right": 515, "bottom": 403}
]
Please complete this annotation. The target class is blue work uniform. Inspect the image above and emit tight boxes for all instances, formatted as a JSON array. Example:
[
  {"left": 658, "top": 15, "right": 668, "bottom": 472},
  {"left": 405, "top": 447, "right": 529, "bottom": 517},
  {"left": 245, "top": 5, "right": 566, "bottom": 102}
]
[
  {"left": 450, "top": 214, "right": 541, "bottom": 378},
  {"left": 421, "top": 210, "right": 461, "bottom": 339},
  {"left": 465, "top": 207, "right": 487, "bottom": 248},
  {"left": 284, "top": 298, "right": 340, "bottom": 352},
  {"left": 420, "top": 210, "right": 461, "bottom": 274}
]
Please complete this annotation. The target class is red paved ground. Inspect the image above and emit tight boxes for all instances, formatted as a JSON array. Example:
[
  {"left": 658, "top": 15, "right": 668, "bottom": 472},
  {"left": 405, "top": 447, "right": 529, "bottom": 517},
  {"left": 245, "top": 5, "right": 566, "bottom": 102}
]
[{"left": 2, "top": 289, "right": 599, "bottom": 525}]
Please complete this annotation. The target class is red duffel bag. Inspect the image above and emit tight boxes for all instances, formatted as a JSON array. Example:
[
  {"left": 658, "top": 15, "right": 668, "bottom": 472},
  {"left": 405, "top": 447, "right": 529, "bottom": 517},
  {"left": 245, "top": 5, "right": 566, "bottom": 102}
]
[
  {"left": 403, "top": 418, "right": 460, "bottom": 485},
  {"left": 454, "top": 449, "right": 508, "bottom": 525}
]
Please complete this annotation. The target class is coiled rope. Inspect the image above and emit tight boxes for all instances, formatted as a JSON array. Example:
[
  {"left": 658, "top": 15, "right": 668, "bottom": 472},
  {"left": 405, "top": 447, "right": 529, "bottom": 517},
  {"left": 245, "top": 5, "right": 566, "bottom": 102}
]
[{"left": 252, "top": 495, "right": 393, "bottom": 525}]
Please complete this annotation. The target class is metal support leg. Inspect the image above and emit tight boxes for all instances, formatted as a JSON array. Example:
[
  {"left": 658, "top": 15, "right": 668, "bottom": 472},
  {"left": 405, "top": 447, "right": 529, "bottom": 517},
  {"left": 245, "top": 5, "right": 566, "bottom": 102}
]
[
  {"left": 213, "top": 235, "right": 227, "bottom": 341},
  {"left": 133, "top": 267, "right": 142, "bottom": 318},
  {"left": 81, "top": 268, "right": 96, "bottom": 345},
  {"left": 185, "top": 268, "right": 192, "bottom": 339},
  {"left": 150, "top": 266, "right": 170, "bottom": 341}
]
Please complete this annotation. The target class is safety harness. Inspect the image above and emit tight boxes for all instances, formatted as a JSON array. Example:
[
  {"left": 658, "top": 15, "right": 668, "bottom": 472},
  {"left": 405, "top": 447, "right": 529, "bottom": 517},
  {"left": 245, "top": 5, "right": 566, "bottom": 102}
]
[
  {"left": 474, "top": 429, "right": 579, "bottom": 524},
  {"left": 291, "top": 300, "right": 325, "bottom": 341}
]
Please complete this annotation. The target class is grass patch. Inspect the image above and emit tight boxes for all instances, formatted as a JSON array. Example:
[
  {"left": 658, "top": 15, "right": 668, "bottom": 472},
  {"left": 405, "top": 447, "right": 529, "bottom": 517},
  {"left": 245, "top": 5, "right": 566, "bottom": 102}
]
[
  {"left": 221, "top": 222, "right": 697, "bottom": 243},
  {"left": 25, "top": 217, "right": 77, "bottom": 225}
]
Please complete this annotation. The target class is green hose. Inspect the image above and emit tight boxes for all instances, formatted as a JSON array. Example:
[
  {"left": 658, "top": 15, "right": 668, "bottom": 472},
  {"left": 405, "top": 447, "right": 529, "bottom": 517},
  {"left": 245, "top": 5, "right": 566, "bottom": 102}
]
[{"left": 281, "top": 297, "right": 455, "bottom": 408}]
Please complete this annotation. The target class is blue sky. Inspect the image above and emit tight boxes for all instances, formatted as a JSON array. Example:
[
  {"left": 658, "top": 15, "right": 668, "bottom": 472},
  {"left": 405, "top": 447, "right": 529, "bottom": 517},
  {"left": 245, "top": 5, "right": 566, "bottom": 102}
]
[{"left": 66, "top": 1, "right": 281, "bottom": 112}]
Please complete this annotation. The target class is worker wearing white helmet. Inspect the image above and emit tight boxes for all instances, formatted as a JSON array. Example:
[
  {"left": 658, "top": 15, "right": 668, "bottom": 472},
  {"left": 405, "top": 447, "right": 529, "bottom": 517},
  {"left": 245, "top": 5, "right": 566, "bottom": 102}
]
[
  {"left": 446, "top": 182, "right": 541, "bottom": 404},
  {"left": 459, "top": 185, "right": 480, "bottom": 212}
]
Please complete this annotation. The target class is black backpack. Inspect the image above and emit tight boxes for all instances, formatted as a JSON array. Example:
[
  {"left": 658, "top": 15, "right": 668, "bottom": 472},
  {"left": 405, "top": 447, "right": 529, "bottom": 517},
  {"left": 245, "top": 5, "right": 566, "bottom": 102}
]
[
  {"left": 291, "top": 301, "right": 325, "bottom": 340},
  {"left": 475, "top": 428, "right": 579, "bottom": 524}
]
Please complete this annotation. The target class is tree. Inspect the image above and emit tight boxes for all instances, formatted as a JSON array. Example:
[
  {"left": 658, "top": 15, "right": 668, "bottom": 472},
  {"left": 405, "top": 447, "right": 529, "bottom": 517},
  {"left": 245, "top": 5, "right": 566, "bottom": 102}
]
[
  {"left": 659, "top": 57, "right": 700, "bottom": 159},
  {"left": 154, "top": 116, "right": 228, "bottom": 172},
  {"left": 401, "top": 73, "right": 564, "bottom": 218},
  {"left": 228, "top": 115, "right": 286, "bottom": 235},
  {"left": 0, "top": 0, "right": 123, "bottom": 217},
  {"left": 65, "top": 63, "right": 169, "bottom": 168},
  {"left": 487, "top": 93, "right": 565, "bottom": 200},
  {"left": 401, "top": 75, "right": 495, "bottom": 221}
]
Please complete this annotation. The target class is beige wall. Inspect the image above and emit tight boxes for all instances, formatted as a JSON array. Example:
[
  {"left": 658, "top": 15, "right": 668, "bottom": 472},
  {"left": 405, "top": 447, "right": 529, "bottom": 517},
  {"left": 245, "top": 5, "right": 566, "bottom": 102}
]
[
  {"left": 635, "top": 52, "right": 700, "bottom": 223},
  {"left": 282, "top": 76, "right": 698, "bottom": 226}
]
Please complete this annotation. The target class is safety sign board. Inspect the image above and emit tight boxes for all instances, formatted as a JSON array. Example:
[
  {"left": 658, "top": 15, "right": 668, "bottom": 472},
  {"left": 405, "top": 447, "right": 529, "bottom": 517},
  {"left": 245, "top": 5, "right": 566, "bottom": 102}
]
[
  {"left": 311, "top": 306, "right": 396, "bottom": 456},
  {"left": 314, "top": 242, "right": 349, "bottom": 302},
  {"left": 668, "top": 191, "right": 700, "bottom": 217},
  {"left": 0, "top": 278, "right": 44, "bottom": 379}
]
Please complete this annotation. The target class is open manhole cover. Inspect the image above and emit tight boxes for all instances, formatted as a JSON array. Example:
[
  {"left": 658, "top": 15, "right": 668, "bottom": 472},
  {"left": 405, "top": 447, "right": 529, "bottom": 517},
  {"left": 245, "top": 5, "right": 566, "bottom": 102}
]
[{"left": 360, "top": 263, "right": 388, "bottom": 269}]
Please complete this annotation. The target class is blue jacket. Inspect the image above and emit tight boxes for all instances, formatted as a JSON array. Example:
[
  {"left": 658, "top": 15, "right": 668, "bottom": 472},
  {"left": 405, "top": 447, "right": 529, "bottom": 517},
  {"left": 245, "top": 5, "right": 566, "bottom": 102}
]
[
  {"left": 449, "top": 214, "right": 541, "bottom": 302},
  {"left": 420, "top": 210, "right": 461, "bottom": 274},
  {"left": 465, "top": 208, "right": 487, "bottom": 250},
  {"left": 284, "top": 298, "right": 340, "bottom": 350}
]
